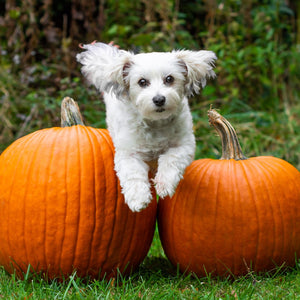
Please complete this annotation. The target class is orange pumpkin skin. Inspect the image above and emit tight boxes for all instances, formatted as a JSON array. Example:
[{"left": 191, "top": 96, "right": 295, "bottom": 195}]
[
  {"left": 0, "top": 126, "right": 157, "bottom": 279},
  {"left": 158, "top": 156, "right": 300, "bottom": 277}
]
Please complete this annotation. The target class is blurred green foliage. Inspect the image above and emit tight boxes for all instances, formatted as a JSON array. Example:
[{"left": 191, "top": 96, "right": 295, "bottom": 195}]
[{"left": 0, "top": 0, "right": 300, "bottom": 167}]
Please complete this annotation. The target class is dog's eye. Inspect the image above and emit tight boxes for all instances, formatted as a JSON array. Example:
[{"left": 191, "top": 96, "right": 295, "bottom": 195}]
[
  {"left": 138, "top": 78, "right": 149, "bottom": 88},
  {"left": 165, "top": 75, "right": 174, "bottom": 85}
]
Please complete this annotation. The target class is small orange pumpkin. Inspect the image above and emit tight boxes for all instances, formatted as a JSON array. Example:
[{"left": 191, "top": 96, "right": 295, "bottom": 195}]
[
  {"left": 0, "top": 97, "right": 157, "bottom": 279},
  {"left": 158, "top": 109, "right": 300, "bottom": 277}
]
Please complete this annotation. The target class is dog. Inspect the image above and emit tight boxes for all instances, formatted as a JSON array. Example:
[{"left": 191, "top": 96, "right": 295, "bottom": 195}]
[{"left": 76, "top": 42, "right": 216, "bottom": 212}]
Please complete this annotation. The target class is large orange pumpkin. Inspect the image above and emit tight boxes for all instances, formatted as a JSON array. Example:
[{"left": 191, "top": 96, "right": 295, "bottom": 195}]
[
  {"left": 0, "top": 97, "right": 157, "bottom": 279},
  {"left": 158, "top": 109, "right": 300, "bottom": 277}
]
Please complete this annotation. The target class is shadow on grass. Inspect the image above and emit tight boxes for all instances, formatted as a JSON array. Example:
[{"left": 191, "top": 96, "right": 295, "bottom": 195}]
[
  {"left": 138, "top": 255, "right": 178, "bottom": 279},
  {"left": 136, "top": 254, "right": 300, "bottom": 286}
]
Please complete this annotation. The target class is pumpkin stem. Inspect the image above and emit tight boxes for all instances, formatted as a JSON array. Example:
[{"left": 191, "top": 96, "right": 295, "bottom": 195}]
[
  {"left": 61, "top": 97, "right": 85, "bottom": 127},
  {"left": 208, "top": 108, "right": 247, "bottom": 160}
]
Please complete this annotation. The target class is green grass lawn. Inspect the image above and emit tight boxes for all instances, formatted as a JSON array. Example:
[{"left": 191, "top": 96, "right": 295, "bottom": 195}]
[{"left": 0, "top": 227, "right": 300, "bottom": 299}]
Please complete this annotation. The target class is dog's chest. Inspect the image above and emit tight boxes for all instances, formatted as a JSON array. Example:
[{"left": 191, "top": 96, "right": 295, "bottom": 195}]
[{"left": 134, "top": 120, "right": 180, "bottom": 159}]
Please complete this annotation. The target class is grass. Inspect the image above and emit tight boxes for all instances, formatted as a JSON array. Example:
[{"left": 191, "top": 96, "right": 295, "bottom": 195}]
[{"left": 1, "top": 228, "right": 300, "bottom": 299}]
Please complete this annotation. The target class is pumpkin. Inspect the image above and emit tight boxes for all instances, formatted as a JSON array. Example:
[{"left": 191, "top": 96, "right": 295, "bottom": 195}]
[
  {"left": 158, "top": 109, "right": 300, "bottom": 277},
  {"left": 0, "top": 97, "right": 157, "bottom": 279}
]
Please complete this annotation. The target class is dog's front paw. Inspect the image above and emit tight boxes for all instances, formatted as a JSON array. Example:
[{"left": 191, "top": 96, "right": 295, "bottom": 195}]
[
  {"left": 155, "top": 181, "right": 174, "bottom": 199},
  {"left": 154, "top": 172, "right": 179, "bottom": 199},
  {"left": 123, "top": 181, "right": 153, "bottom": 212}
]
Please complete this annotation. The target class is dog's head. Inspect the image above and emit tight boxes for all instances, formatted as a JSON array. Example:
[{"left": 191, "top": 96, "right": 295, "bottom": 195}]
[{"left": 77, "top": 42, "right": 217, "bottom": 120}]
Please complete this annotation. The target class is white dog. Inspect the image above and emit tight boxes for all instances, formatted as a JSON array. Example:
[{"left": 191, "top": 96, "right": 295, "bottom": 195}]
[{"left": 76, "top": 42, "right": 216, "bottom": 212}]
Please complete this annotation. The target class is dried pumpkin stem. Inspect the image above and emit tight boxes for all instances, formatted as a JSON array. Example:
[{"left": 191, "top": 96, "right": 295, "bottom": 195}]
[
  {"left": 61, "top": 97, "right": 85, "bottom": 127},
  {"left": 208, "top": 109, "right": 247, "bottom": 160}
]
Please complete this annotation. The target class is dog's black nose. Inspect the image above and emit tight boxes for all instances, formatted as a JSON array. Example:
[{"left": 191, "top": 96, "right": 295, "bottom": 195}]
[{"left": 153, "top": 95, "right": 166, "bottom": 107}]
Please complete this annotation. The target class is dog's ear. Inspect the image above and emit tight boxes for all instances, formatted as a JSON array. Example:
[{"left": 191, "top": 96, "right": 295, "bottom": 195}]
[
  {"left": 76, "top": 42, "right": 133, "bottom": 96},
  {"left": 174, "top": 50, "right": 217, "bottom": 96}
]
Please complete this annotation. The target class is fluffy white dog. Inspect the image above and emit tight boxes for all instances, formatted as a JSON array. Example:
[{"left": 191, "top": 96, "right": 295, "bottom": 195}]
[{"left": 76, "top": 42, "right": 216, "bottom": 212}]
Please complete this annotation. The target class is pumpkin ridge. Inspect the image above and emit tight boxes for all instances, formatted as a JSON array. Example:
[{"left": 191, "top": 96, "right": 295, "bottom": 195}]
[
  {"left": 99, "top": 129, "right": 115, "bottom": 154},
  {"left": 263, "top": 158, "right": 300, "bottom": 255},
  {"left": 0, "top": 135, "right": 31, "bottom": 268},
  {"left": 38, "top": 130, "right": 61, "bottom": 271},
  {"left": 121, "top": 211, "right": 138, "bottom": 274},
  {"left": 247, "top": 159, "right": 279, "bottom": 270},
  {"left": 234, "top": 160, "right": 252, "bottom": 272},
  {"left": 59, "top": 127, "right": 83, "bottom": 274},
  {"left": 256, "top": 159, "right": 284, "bottom": 268},
  {"left": 91, "top": 127, "right": 120, "bottom": 277},
  {"left": 73, "top": 125, "right": 99, "bottom": 272},
  {"left": 105, "top": 189, "right": 132, "bottom": 276},
  {"left": 189, "top": 160, "right": 214, "bottom": 268},
  {"left": 274, "top": 162, "right": 297, "bottom": 263},
  {"left": 212, "top": 160, "right": 226, "bottom": 275},
  {"left": 233, "top": 160, "right": 250, "bottom": 273},
  {"left": 216, "top": 160, "right": 240, "bottom": 275},
  {"left": 58, "top": 127, "right": 71, "bottom": 272},
  {"left": 184, "top": 159, "right": 220, "bottom": 274},
  {"left": 84, "top": 127, "right": 106, "bottom": 272},
  {"left": 58, "top": 128, "right": 77, "bottom": 274},
  {"left": 79, "top": 126, "right": 97, "bottom": 273},
  {"left": 131, "top": 210, "right": 152, "bottom": 269},
  {"left": 99, "top": 126, "right": 121, "bottom": 261},
  {"left": 85, "top": 126, "right": 117, "bottom": 274},
  {"left": 101, "top": 134, "right": 118, "bottom": 276},
  {"left": 238, "top": 160, "right": 262, "bottom": 271},
  {"left": 7, "top": 131, "right": 47, "bottom": 272},
  {"left": 234, "top": 161, "right": 251, "bottom": 274},
  {"left": 68, "top": 126, "right": 82, "bottom": 270},
  {"left": 254, "top": 158, "right": 299, "bottom": 264},
  {"left": 227, "top": 161, "right": 235, "bottom": 274},
  {"left": 82, "top": 127, "right": 100, "bottom": 273},
  {"left": 28, "top": 131, "right": 57, "bottom": 271},
  {"left": 258, "top": 159, "right": 286, "bottom": 264},
  {"left": 231, "top": 161, "right": 240, "bottom": 274},
  {"left": 45, "top": 128, "right": 68, "bottom": 273},
  {"left": 26, "top": 130, "right": 59, "bottom": 272},
  {"left": 97, "top": 133, "right": 118, "bottom": 276}
]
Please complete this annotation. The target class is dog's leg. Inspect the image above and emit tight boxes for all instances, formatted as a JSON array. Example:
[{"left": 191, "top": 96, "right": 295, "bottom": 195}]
[
  {"left": 114, "top": 151, "right": 152, "bottom": 212},
  {"left": 154, "top": 142, "right": 195, "bottom": 199}
]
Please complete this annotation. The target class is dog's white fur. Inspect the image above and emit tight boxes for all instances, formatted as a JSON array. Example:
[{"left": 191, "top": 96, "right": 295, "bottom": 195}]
[{"left": 76, "top": 42, "right": 216, "bottom": 212}]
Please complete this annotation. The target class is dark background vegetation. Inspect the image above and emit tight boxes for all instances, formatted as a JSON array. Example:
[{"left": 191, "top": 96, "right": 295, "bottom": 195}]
[{"left": 1, "top": 0, "right": 300, "bottom": 168}]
